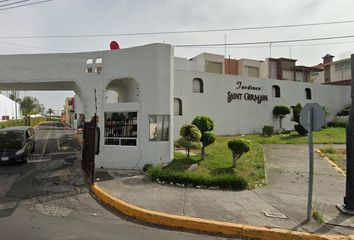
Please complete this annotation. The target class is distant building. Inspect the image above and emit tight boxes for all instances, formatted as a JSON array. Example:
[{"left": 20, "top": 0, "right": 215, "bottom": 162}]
[
  {"left": 0, "top": 92, "right": 21, "bottom": 120},
  {"left": 176, "top": 53, "right": 322, "bottom": 82},
  {"left": 311, "top": 54, "right": 352, "bottom": 85},
  {"left": 64, "top": 97, "right": 74, "bottom": 127}
]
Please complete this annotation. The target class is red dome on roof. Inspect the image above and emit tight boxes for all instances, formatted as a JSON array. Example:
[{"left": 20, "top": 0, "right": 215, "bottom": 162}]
[{"left": 110, "top": 41, "right": 120, "bottom": 50}]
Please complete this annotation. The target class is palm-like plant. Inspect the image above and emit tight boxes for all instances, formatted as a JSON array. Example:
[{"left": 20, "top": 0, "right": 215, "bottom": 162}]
[
  {"left": 47, "top": 108, "right": 54, "bottom": 120},
  {"left": 20, "top": 96, "right": 36, "bottom": 126}
]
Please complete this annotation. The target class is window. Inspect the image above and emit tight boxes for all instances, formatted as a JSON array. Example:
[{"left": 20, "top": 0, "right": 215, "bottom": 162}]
[
  {"left": 86, "top": 59, "right": 93, "bottom": 65},
  {"left": 104, "top": 112, "right": 137, "bottom": 146},
  {"left": 205, "top": 61, "right": 222, "bottom": 73},
  {"left": 95, "top": 58, "right": 102, "bottom": 64},
  {"left": 246, "top": 66, "right": 259, "bottom": 78},
  {"left": 335, "top": 61, "right": 351, "bottom": 71},
  {"left": 272, "top": 85, "right": 280, "bottom": 98},
  {"left": 95, "top": 67, "right": 102, "bottom": 74},
  {"left": 305, "top": 88, "right": 312, "bottom": 100},
  {"left": 174, "top": 98, "right": 182, "bottom": 116},
  {"left": 149, "top": 115, "right": 169, "bottom": 141},
  {"left": 192, "top": 78, "right": 204, "bottom": 93},
  {"left": 86, "top": 67, "right": 93, "bottom": 74}
]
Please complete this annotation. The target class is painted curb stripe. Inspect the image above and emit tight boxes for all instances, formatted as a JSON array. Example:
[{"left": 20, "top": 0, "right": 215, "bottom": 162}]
[{"left": 91, "top": 184, "right": 352, "bottom": 240}]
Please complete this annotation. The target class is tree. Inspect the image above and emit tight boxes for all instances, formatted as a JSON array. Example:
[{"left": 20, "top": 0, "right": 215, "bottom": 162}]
[
  {"left": 227, "top": 139, "right": 250, "bottom": 168},
  {"left": 273, "top": 105, "right": 290, "bottom": 130},
  {"left": 177, "top": 124, "right": 201, "bottom": 159},
  {"left": 47, "top": 108, "right": 54, "bottom": 120},
  {"left": 20, "top": 96, "right": 36, "bottom": 126},
  {"left": 192, "top": 116, "right": 216, "bottom": 160}
]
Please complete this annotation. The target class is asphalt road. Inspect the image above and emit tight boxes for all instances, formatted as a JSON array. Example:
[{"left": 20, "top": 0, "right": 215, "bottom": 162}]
[{"left": 0, "top": 122, "right": 230, "bottom": 240}]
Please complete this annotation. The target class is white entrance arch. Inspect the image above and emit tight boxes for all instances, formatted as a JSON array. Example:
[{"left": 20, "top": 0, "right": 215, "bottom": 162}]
[{"left": 0, "top": 43, "right": 174, "bottom": 169}]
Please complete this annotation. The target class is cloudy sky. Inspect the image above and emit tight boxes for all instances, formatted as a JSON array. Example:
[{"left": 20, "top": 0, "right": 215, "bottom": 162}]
[{"left": 1, "top": 0, "right": 354, "bottom": 112}]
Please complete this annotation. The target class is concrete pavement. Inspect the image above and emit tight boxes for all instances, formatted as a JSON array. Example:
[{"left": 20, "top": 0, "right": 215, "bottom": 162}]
[{"left": 96, "top": 144, "right": 354, "bottom": 236}]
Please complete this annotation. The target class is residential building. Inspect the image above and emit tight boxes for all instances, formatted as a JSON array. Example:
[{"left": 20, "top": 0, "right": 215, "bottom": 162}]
[
  {"left": 312, "top": 54, "right": 352, "bottom": 85},
  {"left": 64, "top": 97, "right": 75, "bottom": 127},
  {"left": 0, "top": 92, "right": 21, "bottom": 120}
]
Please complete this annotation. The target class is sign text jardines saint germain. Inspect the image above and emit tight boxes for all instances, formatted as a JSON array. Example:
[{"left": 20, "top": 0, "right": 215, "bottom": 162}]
[{"left": 227, "top": 81, "right": 268, "bottom": 104}]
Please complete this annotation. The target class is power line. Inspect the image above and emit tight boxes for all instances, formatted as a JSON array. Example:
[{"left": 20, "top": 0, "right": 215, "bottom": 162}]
[
  {"left": 0, "top": 19, "right": 353, "bottom": 39},
  {"left": 0, "top": 0, "right": 52, "bottom": 11},
  {"left": 0, "top": 0, "right": 30, "bottom": 8},
  {"left": 0, "top": 40, "right": 66, "bottom": 52},
  {"left": 173, "top": 34, "right": 354, "bottom": 47}
]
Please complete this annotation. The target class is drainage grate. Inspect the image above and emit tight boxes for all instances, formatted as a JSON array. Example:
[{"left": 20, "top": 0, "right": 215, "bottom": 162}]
[{"left": 263, "top": 211, "right": 288, "bottom": 219}]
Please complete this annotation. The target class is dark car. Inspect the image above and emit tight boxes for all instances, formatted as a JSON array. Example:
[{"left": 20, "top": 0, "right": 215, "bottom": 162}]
[{"left": 0, "top": 126, "right": 35, "bottom": 164}]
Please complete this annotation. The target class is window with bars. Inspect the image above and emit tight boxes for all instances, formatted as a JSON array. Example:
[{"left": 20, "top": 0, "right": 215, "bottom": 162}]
[{"left": 104, "top": 112, "right": 137, "bottom": 146}]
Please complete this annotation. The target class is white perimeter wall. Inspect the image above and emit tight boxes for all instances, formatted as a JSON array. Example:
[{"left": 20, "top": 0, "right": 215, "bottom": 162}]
[{"left": 174, "top": 70, "right": 351, "bottom": 139}]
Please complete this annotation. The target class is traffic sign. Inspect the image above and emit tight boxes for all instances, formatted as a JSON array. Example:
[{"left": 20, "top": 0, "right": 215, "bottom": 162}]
[{"left": 300, "top": 103, "right": 325, "bottom": 131}]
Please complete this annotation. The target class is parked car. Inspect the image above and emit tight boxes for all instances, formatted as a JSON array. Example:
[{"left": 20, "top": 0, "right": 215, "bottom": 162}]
[{"left": 0, "top": 126, "right": 35, "bottom": 164}]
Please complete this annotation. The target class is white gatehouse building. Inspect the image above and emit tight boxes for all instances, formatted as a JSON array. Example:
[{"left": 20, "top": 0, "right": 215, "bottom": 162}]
[{"left": 0, "top": 43, "right": 351, "bottom": 169}]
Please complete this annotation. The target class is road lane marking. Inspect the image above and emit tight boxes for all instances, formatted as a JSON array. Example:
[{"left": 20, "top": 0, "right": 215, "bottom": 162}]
[
  {"left": 40, "top": 129, "right": 52, "bottom": 160},
  {"left": 27, "top": 159, "right": 52, "bottom": 163}
]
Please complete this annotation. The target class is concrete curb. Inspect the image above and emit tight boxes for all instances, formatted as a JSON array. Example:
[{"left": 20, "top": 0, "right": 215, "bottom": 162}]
[
  {"left": 315, "top": 149, "right": 346, "bottom": 177},
  {"left": 91, "top": 184, "right": 353, "bottom": 240}
]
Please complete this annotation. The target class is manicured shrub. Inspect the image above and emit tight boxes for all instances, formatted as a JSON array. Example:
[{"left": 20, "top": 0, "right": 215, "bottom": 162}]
[
  {"left": 291, "top": 103, "right": 308, "bottom": 135},
  {"left": 294, "top": 124, "right": 307, "bottom": 135},
  {"left": 227, "top": 139, "right": 251, "bottom": 168},
  {"left": 192, "top": 116, "right": 216, "bottom": 160},
  {"left": 291, "top": 103, "right": 302, "bottom": 124},
  {"left": 178, "top": 124, "right": 201, "bottom": 159},
  {"left": 273, "top": 105, "right": 290, "bottom": 130},
  {"left": 148, "top": 167, "right": 248, "bottom": 190},
  {"left": 262, "top": 125, "right": 274, "bottom": 136},
  {"left": 273, "top": 105, "right": 291, "bottom": 116},
  {"left": 192, "top": 116, "right": 215, "bottom": 133}
]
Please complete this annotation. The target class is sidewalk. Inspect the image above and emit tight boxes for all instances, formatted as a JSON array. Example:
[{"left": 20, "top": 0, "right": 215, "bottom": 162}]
[{"left": 95, "top": 144, "right": 354, "bottom": 236}]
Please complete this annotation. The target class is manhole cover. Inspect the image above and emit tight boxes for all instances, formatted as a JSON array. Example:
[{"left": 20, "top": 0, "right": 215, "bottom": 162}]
[{"left": 263, "top": 211, "right": 287, "bottom": 219}]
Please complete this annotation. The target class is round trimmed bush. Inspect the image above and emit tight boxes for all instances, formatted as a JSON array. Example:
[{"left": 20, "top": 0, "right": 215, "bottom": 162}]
[
  {"left": 294, "top": 124, "right": 307, "bottom": 135},
  {"left": 273, "top": 106, "right": 290, "bottom": 116},
  {"left": 192, "top": 116, "right": 215, "bottom": 133},
  {"left": 180, "top": 124, "right": 201, "bottom": 141}
]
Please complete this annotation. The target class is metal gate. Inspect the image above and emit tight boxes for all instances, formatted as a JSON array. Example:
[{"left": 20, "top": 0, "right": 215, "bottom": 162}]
[{"left": 82, "top": 115, "right": 97, "bottom": 184}]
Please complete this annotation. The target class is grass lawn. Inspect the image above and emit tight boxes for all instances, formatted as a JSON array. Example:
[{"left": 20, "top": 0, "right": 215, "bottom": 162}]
[
  {"left": 241, "top": 127, "right": 345, "bottom": 144},
  {"left": 319, "top": 147, "right": 346, "bottom": 171},
  {"left": 148, "top": 127, "right": 345, "bottom": 190}
]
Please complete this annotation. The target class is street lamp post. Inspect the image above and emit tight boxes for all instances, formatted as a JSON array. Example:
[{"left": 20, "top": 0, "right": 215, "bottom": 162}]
[{"left": 338, "top": 54, "right": 354, "bottom": 213}]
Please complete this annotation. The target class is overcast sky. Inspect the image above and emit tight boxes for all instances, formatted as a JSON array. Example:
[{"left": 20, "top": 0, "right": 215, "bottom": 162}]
[{"left": 1, "top": 0, "right": 354, "bottom": 112}]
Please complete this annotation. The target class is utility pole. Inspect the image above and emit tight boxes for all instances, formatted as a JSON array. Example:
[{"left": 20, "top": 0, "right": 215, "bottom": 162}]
[{"left": 337, "top": 54, "right": 354, "bottom": 214}]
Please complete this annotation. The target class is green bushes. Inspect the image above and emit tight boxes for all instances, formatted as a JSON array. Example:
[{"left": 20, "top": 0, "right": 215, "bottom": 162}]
[
  {"left": 192, "top": 116, "right": 216, "bottom": 160},
  {"left": 328, "top": 117, "right": 347, "bottom": 128},
  {"left": 177, "top": 124, "right": 202, "bottom": 159},
  {"left": 148, "top": 166, "right": 248, "bottom": 190},
  {"left": 227, "top": 139, "right": 250, "bottom": 168},
  {"left": 291, "top": 104, "right": 308, "bottom": 136},
  {"left": 273, "top": 106, "right": 291, "bottom": 116},
  {"left": 0, "top": 117, "right": 46, "bottom": 129},
  {"left": 273, "top": 105, "right": 290, "bottom": 130},
  {"left": 262, "top": 125, "right": 274, "bottom": 136}
]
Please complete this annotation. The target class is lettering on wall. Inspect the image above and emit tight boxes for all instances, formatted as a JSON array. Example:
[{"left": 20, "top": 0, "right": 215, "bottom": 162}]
[{"left": 227, "top": 81, "right": 268, "bottom": 104}]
